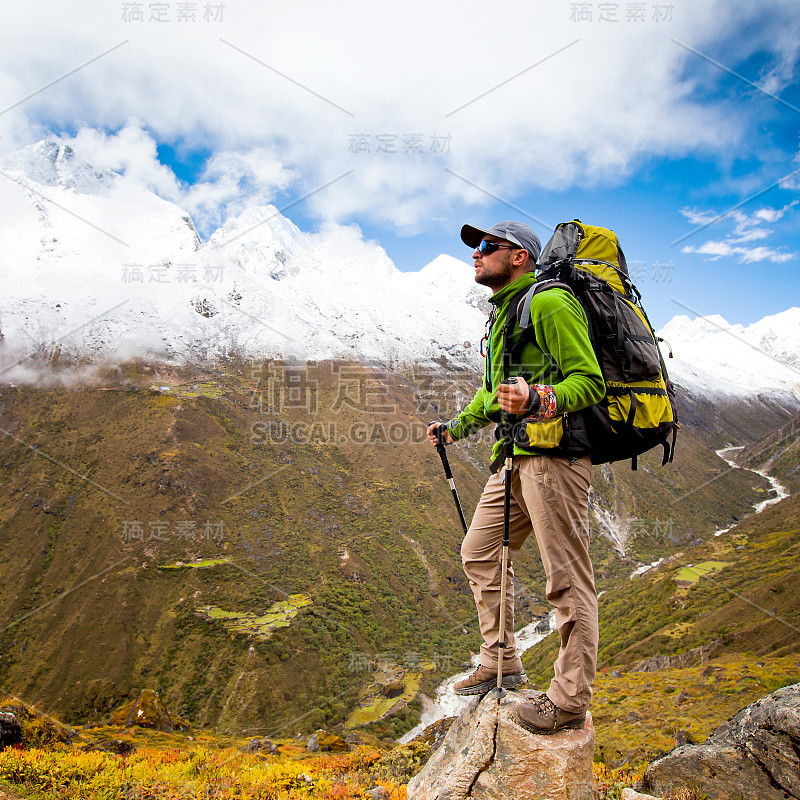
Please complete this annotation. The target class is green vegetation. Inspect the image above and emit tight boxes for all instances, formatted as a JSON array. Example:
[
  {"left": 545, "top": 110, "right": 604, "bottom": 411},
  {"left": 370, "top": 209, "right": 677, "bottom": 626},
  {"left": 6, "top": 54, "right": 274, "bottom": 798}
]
[
  {"left": 346, "top": 670, "right": 425, "bottom": 729},
  {"left": 157, "top": 380, "right": 226, "bottom": 399},
  {"left": 196, "top": 594, "right": 313, "bottom": 639},
  {"left": 591, "top": 653, "right": 799, "bottom": 764},
  {"left": 0, "top": 692, "right": 716, "bottom": 800},
  {"left": 739, "top": 411, "right": 800, "bottom": 492},
  {"left": 157, "top": 557, "right": 230, "bottom": 570},
  {"left": 0, "top": 358, "right": 793, "bottom": 744},
  {"left": 523, "top": 492, "right": 800, "bottom": 766},
  {"left": 0, "top": 741, "right": 410, "bottom": 800},
  {"left": 674, "top": 560, "right": 732, "bottom": 587},
  {"left": 525, "top": 494, "right": 800, "bottom": 692},
  {"left": 0, "top": 362, "right": 493, "bottom": 735}
]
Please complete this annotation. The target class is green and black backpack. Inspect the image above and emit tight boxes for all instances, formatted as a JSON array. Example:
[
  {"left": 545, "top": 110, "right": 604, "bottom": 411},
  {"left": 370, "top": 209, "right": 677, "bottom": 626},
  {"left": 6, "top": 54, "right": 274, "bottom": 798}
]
[{"left": 503, "top": 220, "right": 678, "bottom": 469}]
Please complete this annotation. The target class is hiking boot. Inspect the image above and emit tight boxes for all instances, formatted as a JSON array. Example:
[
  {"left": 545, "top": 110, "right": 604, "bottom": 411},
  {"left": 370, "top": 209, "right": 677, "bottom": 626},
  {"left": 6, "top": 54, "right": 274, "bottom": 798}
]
[
  {"left": 453, "top": 664, "right": 528, "bottom": 696},
  {"left": 513, "top": 693, "right": 586, "bottom": 735}
]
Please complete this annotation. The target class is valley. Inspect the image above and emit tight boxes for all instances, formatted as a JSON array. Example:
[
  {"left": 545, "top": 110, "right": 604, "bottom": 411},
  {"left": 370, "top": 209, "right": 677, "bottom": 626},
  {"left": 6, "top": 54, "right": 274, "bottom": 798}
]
[{"left": 1, "top": 356, "right": 796, "bottom": 748}]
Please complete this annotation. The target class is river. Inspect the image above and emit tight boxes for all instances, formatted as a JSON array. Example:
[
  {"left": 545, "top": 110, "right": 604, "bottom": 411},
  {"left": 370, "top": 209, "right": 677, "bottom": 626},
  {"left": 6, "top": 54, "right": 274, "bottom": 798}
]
[
  {"left": 628, "top": 445, "right": 790, "bottom": 579},
  {"left": 712, "top": 446, "right": 790, "bottom": 535}
]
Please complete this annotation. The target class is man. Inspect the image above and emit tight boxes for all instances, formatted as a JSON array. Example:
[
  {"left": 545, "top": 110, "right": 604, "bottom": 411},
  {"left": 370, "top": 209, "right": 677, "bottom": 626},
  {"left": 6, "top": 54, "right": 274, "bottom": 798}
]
[{"left": 426, "top": 221, "right": 605, "bottom": 735}]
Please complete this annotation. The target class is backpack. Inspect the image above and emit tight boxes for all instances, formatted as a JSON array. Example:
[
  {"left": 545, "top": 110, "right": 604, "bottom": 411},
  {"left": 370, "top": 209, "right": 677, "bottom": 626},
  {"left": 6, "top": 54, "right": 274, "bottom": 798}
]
[{"left": 503, "top": 219, "right": 678, "bottom": 470}]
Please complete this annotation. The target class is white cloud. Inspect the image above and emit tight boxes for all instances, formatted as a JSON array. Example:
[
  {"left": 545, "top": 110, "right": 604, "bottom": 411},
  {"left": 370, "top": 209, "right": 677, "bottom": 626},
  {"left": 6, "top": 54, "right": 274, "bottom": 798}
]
[
  {"left": 680, "top": 208, "right": 719, "bottom": 226},
  {"left": 54, "top": 124, "right": 295, "bottom": 237},
  {"left": 753, "top": 201, "right": 798, "bottom": 224},
  {"left": 680, "top": 200, "right": 797, "bottom": 262},
  {"left": 682, "top": 240, "right": 794, "bottom": 263},
  {"left": 729, "top": 228, "right": 770, "bottom": 243},
  {"left": 69, "top": 122, "right": 183, "bottom": 199},
  {"left": 2, "top": 0, "right": 799, "bottom": 231},
  {"left": 183, "top": 148, "right": 296, "bottom": 235}
]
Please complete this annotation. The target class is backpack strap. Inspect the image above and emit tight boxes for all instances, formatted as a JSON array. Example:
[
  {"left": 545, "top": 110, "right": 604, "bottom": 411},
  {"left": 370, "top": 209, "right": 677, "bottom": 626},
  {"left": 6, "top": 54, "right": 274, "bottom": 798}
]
[
  {"left": 517, "top": 279, "right": 575, "bottom": 335},
  {"left": 507, "top": 279, "right": 576, "bottom": 368},
  {"left": 501, "top": 286, "right": 535, "bottom": 380},
  {"left": 494, "top": 282, "right": 568, "bottom": 468}
]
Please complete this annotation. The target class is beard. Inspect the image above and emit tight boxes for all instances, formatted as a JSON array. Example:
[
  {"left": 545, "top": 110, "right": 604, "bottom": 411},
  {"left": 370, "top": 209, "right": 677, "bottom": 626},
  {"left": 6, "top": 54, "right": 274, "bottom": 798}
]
[{"left": 474, "top": 252, "right": 514, "bottom": 289}]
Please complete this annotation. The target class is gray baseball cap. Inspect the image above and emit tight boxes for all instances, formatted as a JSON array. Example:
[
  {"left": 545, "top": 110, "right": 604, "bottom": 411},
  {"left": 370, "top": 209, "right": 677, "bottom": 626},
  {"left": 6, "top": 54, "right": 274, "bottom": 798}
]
[{"left": 461, "top": 220, "right": 541, "bottom": 264}]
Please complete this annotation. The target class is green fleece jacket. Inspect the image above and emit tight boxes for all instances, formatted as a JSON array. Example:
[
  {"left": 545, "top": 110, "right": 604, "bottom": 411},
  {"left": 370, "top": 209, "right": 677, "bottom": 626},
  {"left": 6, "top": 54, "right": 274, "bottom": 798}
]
[{"left": 447, "top": 272, "right": 604, "bottom": 463}]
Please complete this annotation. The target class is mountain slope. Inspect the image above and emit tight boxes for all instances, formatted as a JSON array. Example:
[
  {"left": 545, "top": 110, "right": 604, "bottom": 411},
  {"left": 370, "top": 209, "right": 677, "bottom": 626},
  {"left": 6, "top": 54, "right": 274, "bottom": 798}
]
[
  {"left": 0, "top": 357, "right": 790, "bottom": 736},
  {"left": 0, "top": 362, "right": 498, "bottom": 734},
  {"left": 738, "top": 411, "right": 800, "bottom": 491}
]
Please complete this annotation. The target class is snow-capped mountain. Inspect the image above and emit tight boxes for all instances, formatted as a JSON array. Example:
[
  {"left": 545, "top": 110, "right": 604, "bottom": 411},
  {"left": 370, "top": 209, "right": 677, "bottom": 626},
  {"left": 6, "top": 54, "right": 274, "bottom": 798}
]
[
  {"left": 0, "top": 140, "right": 484, "bottom": 369},
  {"left": 0, "top": 138, "right": 799, "bottom": 408},
  {"left": 658, "top": 311, "right": 800, "bottom": 404}
]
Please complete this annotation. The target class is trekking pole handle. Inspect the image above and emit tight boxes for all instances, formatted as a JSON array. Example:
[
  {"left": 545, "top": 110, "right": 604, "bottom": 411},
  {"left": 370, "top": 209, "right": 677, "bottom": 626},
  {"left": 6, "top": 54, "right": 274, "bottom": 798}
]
[
  {"left": 431, "top": 422, "right": 453, "bottom": 479},
  {"left": 430, "top": 421, "right": 468, "bottom": 535},
  {"left": 498, "top": 381, "right": 515, "bottom": 551},
  {"left": 499, "top": 379, "right": 517, "bottom": 459}
]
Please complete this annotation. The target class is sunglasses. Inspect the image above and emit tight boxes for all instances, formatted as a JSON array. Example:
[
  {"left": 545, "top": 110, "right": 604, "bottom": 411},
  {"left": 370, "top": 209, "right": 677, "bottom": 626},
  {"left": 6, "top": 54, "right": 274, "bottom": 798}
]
[{"left": 478, "top": 240, "right": 518, "bottom": 255}]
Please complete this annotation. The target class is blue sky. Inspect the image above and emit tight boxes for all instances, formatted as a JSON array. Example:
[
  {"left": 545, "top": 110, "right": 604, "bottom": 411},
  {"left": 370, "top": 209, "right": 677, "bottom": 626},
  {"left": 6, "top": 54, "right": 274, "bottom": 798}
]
[{"left": 3, "top": 0, "right": 799, "bottom": 329}]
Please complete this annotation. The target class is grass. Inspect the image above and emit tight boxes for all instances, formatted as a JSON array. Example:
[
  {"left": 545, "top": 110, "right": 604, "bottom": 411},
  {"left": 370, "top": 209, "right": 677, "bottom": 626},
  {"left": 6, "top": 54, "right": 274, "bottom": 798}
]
[
  {"left": 591, "top": 652, "right": 799, "bottom": 765},
  {"left": 157, "top": 559, "right": 230, "bottom": 570},
  {"left": 0, "top": 742, "right": 411, "bottom": 799},
  {"left": 0, "top": 688, "right": 772, "bottom": 800},
  {"left": 674, "top": 561, "right": 732, "bottom": 588},
  {"left": 0, "top": 712, "right": 723, "bottom": 800},
  {"left": 524, "top": 499, "right": 800, "bottom": 689},
  {"left": 346, "top": 672, "right": 422, "bottom": 729},
  {"left": 0, "top": 702, "right": 426, "bottom": 800},
  {"left": 195, "top": 595, "right": 313, "bottom": 640}
]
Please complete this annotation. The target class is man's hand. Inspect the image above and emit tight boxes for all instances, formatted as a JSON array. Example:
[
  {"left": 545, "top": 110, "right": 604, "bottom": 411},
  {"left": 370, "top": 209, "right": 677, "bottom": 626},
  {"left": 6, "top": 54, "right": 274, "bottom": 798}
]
[
  {"left": 427, "top": 422, "right": 453, "bottom": 446},
  {"left": 496, "top": 377, "right": 532, "bottom": 415}
]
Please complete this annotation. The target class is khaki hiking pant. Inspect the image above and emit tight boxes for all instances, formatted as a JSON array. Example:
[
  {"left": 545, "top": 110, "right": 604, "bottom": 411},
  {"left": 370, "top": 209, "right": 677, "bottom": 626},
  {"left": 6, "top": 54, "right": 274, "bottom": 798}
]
[{"left": 461, "top": 454, "right": 598, "bottom": 713}]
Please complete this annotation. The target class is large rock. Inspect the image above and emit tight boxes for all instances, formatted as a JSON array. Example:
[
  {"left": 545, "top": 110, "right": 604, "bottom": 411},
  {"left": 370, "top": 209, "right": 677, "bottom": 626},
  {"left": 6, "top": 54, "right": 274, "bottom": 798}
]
[
  {"left": 241, "top": 737, "right": 279, "bottom": 755},
  {"left": 630, "top": 641, "right": 720, "bottom": 673},
  {"left": 411, "top": 716, "right": 457, "bottom": 762},
  {"left": 644, "top": 682, "right": 800, "bottom": 799},
  {"left": 0, "top": 712, "right": 22, "bottom": 750},
  {"left": 0, "top": 701, "right": 74, "bottom": 747},
  {"left": 108, "top": 689, "right": 191, "bottom": 733},
  {"left": 407, "top": 690, "right": 596, "bottom": 800}
]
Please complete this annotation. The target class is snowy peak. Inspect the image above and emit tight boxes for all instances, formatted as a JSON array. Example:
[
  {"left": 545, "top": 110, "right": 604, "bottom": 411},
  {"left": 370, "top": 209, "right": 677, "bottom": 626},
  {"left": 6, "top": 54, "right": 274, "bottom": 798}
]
[
  {"left": 745, "top": 308, "right": 800, "bottom": 370},
  {"left": 414, "top": 254, "right": 491, "bottom": 312},
  {"left": 206, "top": 204, "right": 310, "bottom": 281},
  {"left": 0, "top": 134, "right": 798, "bottom": 404},
  {"left": 306, "top": 223, "right": 398, "bottom": 280},
  {"left": 659, "top": 309, "right": 800, "bottom": 402},
  {"left": 0, "top": 137, "right": 486, "bottom": 368},
  {"left": 207, "top": 204, "right": 304, "bottom": 251},
  {"left": 1, "top": 140, "right": 116, "bottom": 194}
]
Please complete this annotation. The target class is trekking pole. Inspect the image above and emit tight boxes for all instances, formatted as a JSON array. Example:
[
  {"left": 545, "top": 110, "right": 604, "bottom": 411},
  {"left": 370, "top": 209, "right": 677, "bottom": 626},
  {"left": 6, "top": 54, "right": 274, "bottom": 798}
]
[
  {"left": 495, "top": 379, "right": 517, "bottom": 699},
  {"left": 431, "top": 423, "right": 469, "bottom": 536}
]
